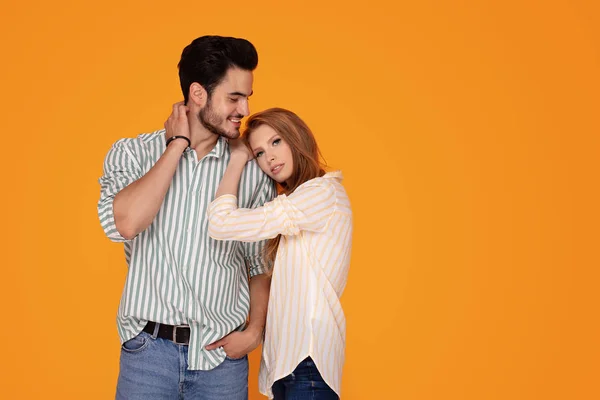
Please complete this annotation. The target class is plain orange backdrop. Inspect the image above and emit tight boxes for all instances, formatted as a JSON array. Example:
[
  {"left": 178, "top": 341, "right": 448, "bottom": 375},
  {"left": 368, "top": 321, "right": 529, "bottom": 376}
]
[{"left": 1, "top": 0, "right": 599, "bottom": 399}]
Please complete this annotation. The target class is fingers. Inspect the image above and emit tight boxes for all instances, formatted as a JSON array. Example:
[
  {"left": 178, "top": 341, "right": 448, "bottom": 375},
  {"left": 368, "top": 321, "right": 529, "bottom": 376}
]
[
  {"left": 170, "top": 101, "right": 186, "bottom": 120},
  {"left": 172, "top": 103, "right": 188, "bottom": 127},
  {"left": 165, "top": 102, "right": 190, "bottom": 137},
  {"left": 177, "top": 104, "right": 188, "bottom": 121}
]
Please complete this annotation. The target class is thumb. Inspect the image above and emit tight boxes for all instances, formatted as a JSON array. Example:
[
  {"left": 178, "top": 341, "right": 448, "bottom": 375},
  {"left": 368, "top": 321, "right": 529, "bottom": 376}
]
[{"left": 205, "top": 338, "right": 226, "bottom": 350}]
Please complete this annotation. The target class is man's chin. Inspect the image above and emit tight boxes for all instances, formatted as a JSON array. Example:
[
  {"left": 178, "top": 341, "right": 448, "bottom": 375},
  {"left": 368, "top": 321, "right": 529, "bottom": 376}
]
[{"left": 220, "top": 130, "right": 241, "bottom": 139}]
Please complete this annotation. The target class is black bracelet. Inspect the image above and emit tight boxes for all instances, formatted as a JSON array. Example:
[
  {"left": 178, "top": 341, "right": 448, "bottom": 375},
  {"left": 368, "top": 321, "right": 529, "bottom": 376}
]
[{"left": 166, "top": 135, "right": 191, "bottom": 149}]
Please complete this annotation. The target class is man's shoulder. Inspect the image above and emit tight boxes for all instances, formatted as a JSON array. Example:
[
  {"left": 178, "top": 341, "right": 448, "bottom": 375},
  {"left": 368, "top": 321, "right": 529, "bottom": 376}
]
[
  {"left": 242, "top": 159, "right": 272, "bottom": 182},
  {"left": 120, "top": 129, "right": 165, "bottom": 147},
  {"left": 236, "top": 159, "right": 276, "bottom": 201},
  {"left": 107, "top": 129, "right": 165, "bottom": 155}
]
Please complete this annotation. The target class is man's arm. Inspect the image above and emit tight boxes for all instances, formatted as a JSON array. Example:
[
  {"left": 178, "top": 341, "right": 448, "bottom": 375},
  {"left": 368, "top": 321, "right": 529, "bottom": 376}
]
[
  {"left": 246, "top": 272, "right": 270, "bottom": 339},
  {"left": 205, "top": 272, "right": 271, "bottom": 358},
  {"left": 205, "top": 162, "right": 276, "bottom": 358},
  {"left": 113, "top": 138, "right": 186, "bottom": 239},
  {"left": 110, "top": 102, "right": 190, "bottom": 240}
]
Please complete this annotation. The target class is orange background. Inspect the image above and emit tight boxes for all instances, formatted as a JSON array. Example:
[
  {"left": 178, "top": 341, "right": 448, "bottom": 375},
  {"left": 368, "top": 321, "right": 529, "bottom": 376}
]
[{"left": 1, "top": 0, "right": 598, "bottom": 399}]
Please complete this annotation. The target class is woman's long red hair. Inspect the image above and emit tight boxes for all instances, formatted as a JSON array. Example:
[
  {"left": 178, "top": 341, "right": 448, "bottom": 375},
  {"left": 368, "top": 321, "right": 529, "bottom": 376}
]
[{"left": 243, "top": 108, "right": 326, "bottom": 270}]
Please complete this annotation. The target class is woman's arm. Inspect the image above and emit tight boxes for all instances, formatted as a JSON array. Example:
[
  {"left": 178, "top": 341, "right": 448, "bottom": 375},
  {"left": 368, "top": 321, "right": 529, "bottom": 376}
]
[
  {"left": 208, "top": 179, "right": 336, "bottom": 242},
  {"left": 215, "top": 138, "right": 252, "bottom": 198}
]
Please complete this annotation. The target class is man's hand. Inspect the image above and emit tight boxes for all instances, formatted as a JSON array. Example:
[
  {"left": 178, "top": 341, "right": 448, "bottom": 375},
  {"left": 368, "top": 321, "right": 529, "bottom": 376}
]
[
  {"left": 164, "top": 101, "right": 191, "bottom": 144},
  {"left": 205, "top": 327, "right": 262, "bottom": 359},
  {"left": 228, "top": 137, "right": 253, "bottom": 163}
]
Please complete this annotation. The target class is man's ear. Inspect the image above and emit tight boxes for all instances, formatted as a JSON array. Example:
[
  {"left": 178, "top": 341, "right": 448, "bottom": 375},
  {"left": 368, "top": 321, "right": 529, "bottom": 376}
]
[{"left": 188, "top": 82, "right": 207, "bottom": 107}]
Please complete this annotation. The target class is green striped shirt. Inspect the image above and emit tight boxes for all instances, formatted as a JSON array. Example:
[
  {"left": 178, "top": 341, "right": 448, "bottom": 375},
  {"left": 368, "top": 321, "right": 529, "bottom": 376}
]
[{"left": 97, "top": 130, "right": 276, "bottom": 370}]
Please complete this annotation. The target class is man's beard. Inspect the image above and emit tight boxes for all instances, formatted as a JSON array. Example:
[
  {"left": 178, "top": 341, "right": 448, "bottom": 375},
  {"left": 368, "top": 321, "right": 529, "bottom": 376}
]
[{"left": 198, "top": 100, "right": 241, "bottom": 139}]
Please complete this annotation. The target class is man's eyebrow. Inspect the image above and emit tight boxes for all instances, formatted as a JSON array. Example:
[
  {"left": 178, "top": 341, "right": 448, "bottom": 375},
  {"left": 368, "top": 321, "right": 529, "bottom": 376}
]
[{"left": 228, "top": 90, "right": 253, "bottom": 97}]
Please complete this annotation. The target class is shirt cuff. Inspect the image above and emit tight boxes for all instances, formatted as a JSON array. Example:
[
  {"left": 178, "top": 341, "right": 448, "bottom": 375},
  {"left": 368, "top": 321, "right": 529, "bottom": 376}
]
[
  {"left": 98, "top": 199, "right": 130, "bottom": 242},
  {"left": 246, "top": 253, "right": 268, "bottom": 277}
]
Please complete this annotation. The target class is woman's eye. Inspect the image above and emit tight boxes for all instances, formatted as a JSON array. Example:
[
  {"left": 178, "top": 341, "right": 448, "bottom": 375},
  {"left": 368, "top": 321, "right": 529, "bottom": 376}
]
[
  {"left": 273, "top": 139, "right": 281, "bottom": 146},
  {"left": 255, "top": 151, "right": 264, "bottom": 158}
]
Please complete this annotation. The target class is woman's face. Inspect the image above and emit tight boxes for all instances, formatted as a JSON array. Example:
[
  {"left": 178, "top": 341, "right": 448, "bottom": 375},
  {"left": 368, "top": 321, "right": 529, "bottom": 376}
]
[{"left": 248, "top": 125, "right": 294, "bottom": 185}]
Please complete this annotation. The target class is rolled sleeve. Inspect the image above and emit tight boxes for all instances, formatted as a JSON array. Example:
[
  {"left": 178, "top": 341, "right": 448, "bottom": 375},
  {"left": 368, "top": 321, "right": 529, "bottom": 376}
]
[
  {"left": 97, "top": 139, "right": 143, "bottom": 242},
  {"left": 245, "top": 251, "right": 268, "bottom": 278}
]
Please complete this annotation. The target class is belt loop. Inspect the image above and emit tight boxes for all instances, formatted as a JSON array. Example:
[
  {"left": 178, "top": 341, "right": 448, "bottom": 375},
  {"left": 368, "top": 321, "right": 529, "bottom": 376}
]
[{"left": 152, "top": 321, "right": 160, "bottom": 339}]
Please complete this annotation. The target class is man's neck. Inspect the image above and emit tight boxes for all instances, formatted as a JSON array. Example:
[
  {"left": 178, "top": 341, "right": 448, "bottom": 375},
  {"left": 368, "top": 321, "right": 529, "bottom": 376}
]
[{"left": 189, "top": 119, "right": 220, "bottom": 160}]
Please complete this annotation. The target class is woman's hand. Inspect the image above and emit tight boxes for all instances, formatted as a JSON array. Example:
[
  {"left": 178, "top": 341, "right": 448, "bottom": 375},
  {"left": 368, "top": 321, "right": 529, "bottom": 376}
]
[{"left": 229, "top": 137, "right": 253, "bottom": 163}]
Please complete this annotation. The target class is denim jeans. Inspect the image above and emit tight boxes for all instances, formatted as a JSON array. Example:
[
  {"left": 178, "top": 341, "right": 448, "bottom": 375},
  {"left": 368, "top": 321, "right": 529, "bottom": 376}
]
[
  {"left": 272, "top": 357, "right": 339, "bottom": 400},
  {"left": 116, "top": 330, "right": 248, "bottom": 400}
]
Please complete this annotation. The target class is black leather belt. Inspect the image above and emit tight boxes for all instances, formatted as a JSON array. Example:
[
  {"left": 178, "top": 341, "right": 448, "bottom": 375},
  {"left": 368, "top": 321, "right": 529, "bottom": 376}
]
[{"left": 143, "top": 321, "right": 191, "bottom": 345}]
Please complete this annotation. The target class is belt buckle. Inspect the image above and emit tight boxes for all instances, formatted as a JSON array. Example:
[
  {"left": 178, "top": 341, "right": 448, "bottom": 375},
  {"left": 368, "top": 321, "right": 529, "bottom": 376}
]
[{"left": 172, "top": 325, "right": 188, "bottom": 345}]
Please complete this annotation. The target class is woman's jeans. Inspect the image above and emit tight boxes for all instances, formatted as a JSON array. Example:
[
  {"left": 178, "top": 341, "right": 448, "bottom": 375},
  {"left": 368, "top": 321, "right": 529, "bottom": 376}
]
[{"left": 272, "top": 357, "right": 339, "bottom": 400}]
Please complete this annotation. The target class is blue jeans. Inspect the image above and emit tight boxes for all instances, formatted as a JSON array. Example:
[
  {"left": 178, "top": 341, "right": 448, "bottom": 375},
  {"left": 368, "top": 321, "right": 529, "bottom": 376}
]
[
  {"left": 272, "top": 357, "right": 339, "bottom": 400},
  {"left": 116, "top": 330, "right": 248, "bottom": 400}
]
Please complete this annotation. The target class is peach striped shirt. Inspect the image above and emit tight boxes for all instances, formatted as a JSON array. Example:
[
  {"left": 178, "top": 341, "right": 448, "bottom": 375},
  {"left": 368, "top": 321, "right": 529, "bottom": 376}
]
[{"left": 207, "top": 171, "right": 352, "bottom": 398}]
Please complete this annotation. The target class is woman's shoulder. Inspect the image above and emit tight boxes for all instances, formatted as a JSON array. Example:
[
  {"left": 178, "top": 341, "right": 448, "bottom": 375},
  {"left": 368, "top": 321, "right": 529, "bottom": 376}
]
[
  {"left": 300, "top": 170, "right": 344, "bottom": 188},
  {"left": 292, "top": 170, "right": 345, "bottom": 199}
]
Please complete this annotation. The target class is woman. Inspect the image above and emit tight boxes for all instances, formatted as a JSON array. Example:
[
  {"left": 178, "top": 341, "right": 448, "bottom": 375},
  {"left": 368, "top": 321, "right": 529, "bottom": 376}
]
[{"left": 206, "top": 108, "right": 352, "bottom": 399}]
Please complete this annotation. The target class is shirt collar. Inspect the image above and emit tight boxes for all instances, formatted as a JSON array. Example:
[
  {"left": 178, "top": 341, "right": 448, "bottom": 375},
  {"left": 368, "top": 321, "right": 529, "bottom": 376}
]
[
  {"left": 206, "top": 136, "right": 227, "bottom": 159},
  {"left": 323, "top": 170, "right": 343, "bottom": 181},
  {"left": 180, "top": 135, "right": 227, "bottom": 159}
]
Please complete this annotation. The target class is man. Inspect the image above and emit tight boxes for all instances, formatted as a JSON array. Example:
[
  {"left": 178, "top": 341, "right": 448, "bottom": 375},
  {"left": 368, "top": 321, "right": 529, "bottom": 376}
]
[{"left": 97, "top": 35, "right": 275, "bottom": 399}]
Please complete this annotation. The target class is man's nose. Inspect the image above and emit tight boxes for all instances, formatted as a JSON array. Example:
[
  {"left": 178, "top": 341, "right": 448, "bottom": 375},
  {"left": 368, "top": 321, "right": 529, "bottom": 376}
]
[{"left": 238, "top": 99, "right": 250, "bottom": 117}]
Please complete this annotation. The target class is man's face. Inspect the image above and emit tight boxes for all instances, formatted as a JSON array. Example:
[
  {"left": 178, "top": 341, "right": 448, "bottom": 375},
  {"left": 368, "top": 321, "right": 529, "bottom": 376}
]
[{"left": 197, "top": 67, "right": 253, "bottom": 139}]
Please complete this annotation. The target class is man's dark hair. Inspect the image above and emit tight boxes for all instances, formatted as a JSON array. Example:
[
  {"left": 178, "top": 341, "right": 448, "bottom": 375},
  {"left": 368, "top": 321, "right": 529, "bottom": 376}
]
[{"left": 178, "top": 35, "right": 258, "bottom": 103}]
